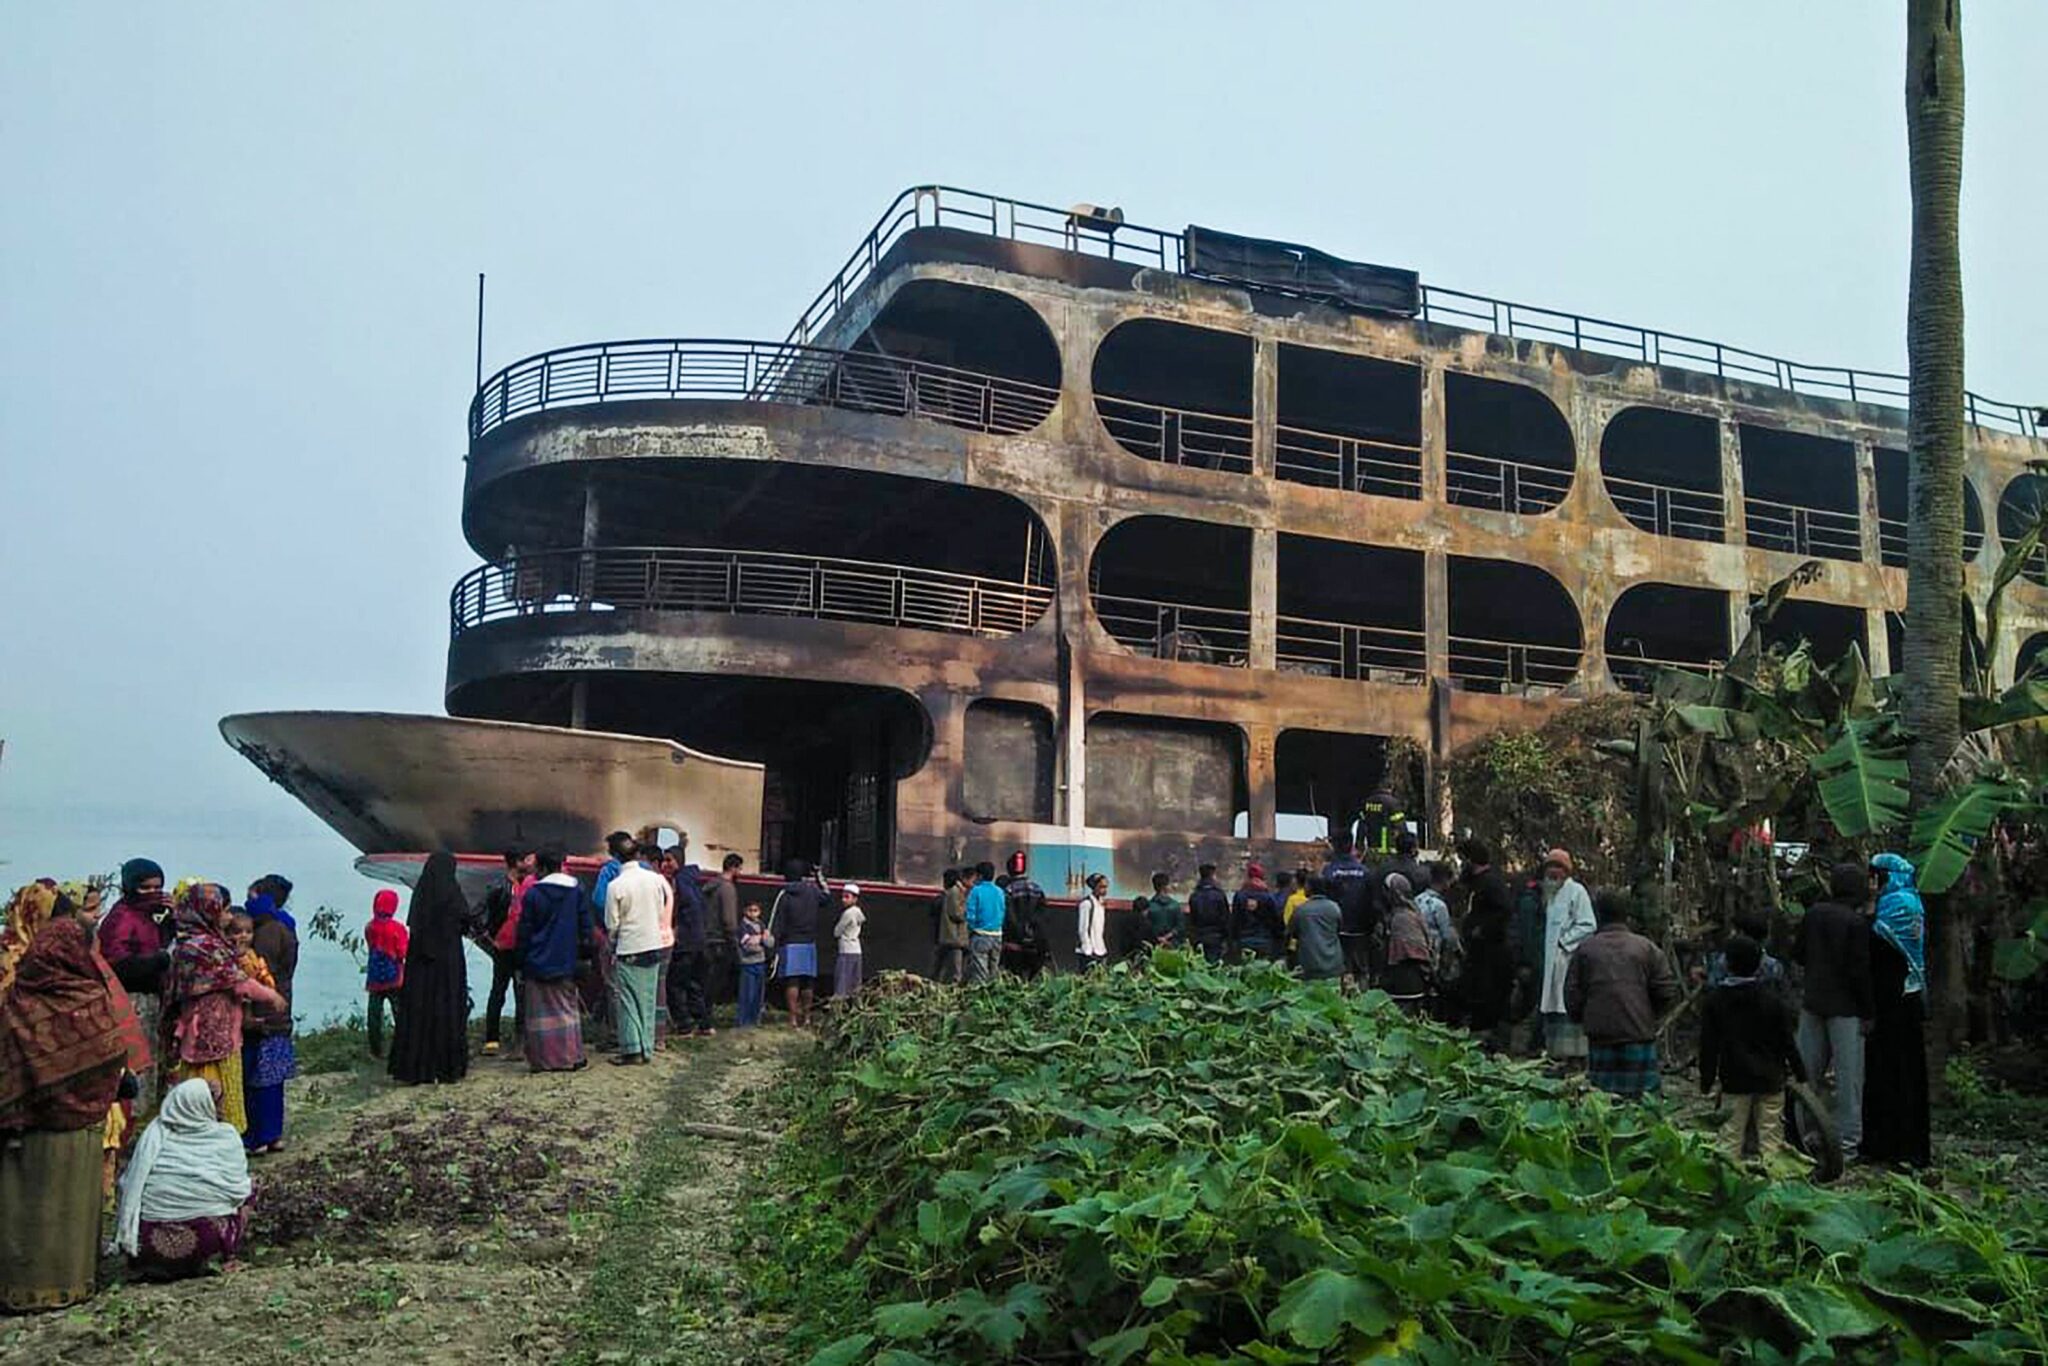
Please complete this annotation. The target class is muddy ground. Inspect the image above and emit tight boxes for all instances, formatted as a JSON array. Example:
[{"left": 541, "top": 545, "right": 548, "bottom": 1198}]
[{"left": 0, "top": 1026, "right": 805, "bottom": 1366}]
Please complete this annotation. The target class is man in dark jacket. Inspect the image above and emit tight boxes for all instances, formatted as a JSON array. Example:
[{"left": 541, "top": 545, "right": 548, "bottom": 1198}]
[
  {"left": 769, "top": 860, "right": 830, "bottom": 1027},
  {"left": 1002, "top": 852, "right": 1051, "bottom": 979},
  {"left": 1230, "top": 863, "right": 1284, "bottom": 961},
  {"left": 668, "top": 855, "right": 715, "bottom": 1038},
  {"left": 1791, "top": 862, "right": 1877, "bottom": 1162},
  {"left": 1456, "top": 840, "right": 1516, "bottom": 1039},
  {"left": 1700, "top": 934, "right": 1806, "bottom": 1165},
  {"left": 1565, "top": 891, "right": 1680, "bottom": 1098},
  {"left": 1142, "top": 873, "right": 1182, "bottom": 948},
  {"left": 1185, "top": 864, "right": 1232, "bottom": 963},
  {"left": 1322, "top": 835, "right": 1375, "bottom": 985},
  {"left": 707, "top": 851, "right": 743, "bottom": 1006},
  {"left": 477, "top": 847, "right": 533, "bottom": 1056}
]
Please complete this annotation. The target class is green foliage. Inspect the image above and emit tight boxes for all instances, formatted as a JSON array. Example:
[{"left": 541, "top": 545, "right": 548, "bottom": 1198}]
[
  {"left": 1990, "top": 901, "right": 2048, "bottom": 983},
  {"left": 749, "top": 961, "right": 2047, "bottom": 1364},
  {"left": 1810, "top": 716, "right": 1911, "bottom": 838},
  {"left": 1911, "top": 781, "right": 2024, "bottom": 895}
]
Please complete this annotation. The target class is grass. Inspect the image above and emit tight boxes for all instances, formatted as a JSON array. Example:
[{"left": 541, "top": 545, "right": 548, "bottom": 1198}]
[{"left": 564, "top": 1036, "right": 778, "bottom": 1365}]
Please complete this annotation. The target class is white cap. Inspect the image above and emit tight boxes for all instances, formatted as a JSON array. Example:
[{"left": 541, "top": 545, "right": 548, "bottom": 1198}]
[{"left": 842, "top": 883, "right": 860, "bottom": 898}]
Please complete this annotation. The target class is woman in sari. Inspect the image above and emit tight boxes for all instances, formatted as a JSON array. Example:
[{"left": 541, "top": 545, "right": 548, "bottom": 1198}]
[
  {"left": 114, "top": 1077, "right": 253, "bottom": 1279},
  {"left": 389, "top": 851, "right": 472, "bottom": 1086},
  {"left": 0, "top": 904, "right": 131, "bottom": 1311},
  {"left": 165, "top": 885, "right": 282, "bottom": 1134},
  {"left": 96, "top": 858, "right": 174, "bottom": 1115},
  {"left": 241, "top": 887, "right": 299, "bottom": 1153},
  {"left": 1863, "top": 853, "right": 1932, "bottom": 1168}
]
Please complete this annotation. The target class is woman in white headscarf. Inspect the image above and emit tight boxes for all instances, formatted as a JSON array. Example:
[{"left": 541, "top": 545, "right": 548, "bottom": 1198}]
[{"left": 114, "top": 1077, "right": 253, "bottom": 1278}]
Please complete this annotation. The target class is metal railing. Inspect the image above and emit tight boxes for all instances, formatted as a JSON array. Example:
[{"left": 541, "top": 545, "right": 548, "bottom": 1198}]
[
  {"left": 450, "top": 547, "right": 1053, "bottom": 641},
  {"left": 468, "top": 338, "right": 1059, "bottom": 446},
  {"left": 1274, "top": 425, "right": 1424, "bottom": 500},
  {"left": 1446, "top": 452, "right": 1575, "bottom": 514},
  {"left": 1877, "top": 515, "right": 1986, "bottom": 568},
  {"left": 1447, "top": 635, "right": 1581, "bottom": 691},
  {"left": 785, "top": 185, "right": 2039, "bottom": 439},
  {"left": 1603, "top": 475, "right": 1728, "bottom": 543},
  {"left": 1090, "top": 594, "right": 1252, "bottom": 667},
  {"left": 1276, "top": 617, "right": 1427, "bottom": 683},
  {"left": 1744, "top": 497, "right": 1864, "bottom": 562},
  {"left": 1609, "top": 653, "right": 1726, "bottom": 694},
  {"left": 1094, "top": 395, "right": 1255, "bottom": 474}
]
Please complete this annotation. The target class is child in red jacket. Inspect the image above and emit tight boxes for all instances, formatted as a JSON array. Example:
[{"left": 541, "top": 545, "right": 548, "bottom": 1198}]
[{"left": 364, "top": 889, "right": 409, "bottom": 1059}]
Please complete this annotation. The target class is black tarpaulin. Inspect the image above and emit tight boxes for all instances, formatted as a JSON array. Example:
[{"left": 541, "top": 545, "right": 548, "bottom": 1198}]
[{"left": 1183, "top": 225, "right": 1420, "bottom": 317}]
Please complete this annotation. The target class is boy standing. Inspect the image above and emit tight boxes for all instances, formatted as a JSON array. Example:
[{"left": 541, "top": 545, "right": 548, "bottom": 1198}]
[{"left": 1700, "top": 935, "right": 1806, "bottom": 1165}]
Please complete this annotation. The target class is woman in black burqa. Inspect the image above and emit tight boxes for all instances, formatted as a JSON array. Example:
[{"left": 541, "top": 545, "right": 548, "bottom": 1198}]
[{"left": 388, "top": 852, "right": 471, "bottom": 1085}]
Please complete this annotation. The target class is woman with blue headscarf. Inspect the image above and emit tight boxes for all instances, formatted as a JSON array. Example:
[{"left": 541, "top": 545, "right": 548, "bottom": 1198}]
[
  {"left": 241, "top": 877, "right": 298, "bottom": 1154},
  {"left": 1862, "top": 852, "right": 1931, "bottom": 1167}
]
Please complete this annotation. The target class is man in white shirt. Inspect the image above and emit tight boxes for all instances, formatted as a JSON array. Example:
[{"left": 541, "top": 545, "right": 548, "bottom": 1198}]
[
  {"left": 604, "top": 849, "right": 674, "bottom": 1065},
  {"left": 1537, "top": 847, "right": 1597, "bottom": 1063},
  {"left": 1076, "top": 873, "right": 1109, "bottom": 969}
]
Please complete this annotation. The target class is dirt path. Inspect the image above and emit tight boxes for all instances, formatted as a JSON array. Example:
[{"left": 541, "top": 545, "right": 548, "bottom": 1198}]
[{"left": 0, "top": 1027, "right": 807, "bottom": 1366}]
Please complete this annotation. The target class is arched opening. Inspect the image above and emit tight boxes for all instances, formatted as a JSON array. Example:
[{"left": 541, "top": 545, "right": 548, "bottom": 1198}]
[
  {"left": 467, "top": 461, "right": 1056, "bottom": 641},
  {"left": 963, "top": 700, "right": 1055, "bottom": 824},
  {"left": 1276, "top": 535, "right": 1425, "bottom": 684},
  {"left": 1085, "top": 713, "right": 1244, "bottom": 833},
  {"left": 1599, "top": 407, "right": 1724, "bottom": 541},
  {"left": 1091, "top": 319, "right": 1255, "bottom": 474},
  {"left": 1448, "top": 556, "right": 1582, "bottom": 692},
  {"left": 821, "top": 279, "right": 1061, "bottom": 434},
  {"left": 1874, "top": 447, "right": 1985, "bottom": 567},
  {"left": 450, "top": 671, "right": 928, "bottom": 882},
  {"left": 1740, "top": 426, "right": 1861, "bottom": 562},
  {"left": 1445, "top": 372, "right": 1575, "bottom": 514},
  {"left": 1272, "top": 730, "right": 1394, "bottom": 845},
  {"left": 1089, "top": 516, "right": 1251, "bottom": 666},
  {"left": 1998, "top": 474, "right": 2048, "bottom": 586},
  {"left": 1758, "top": 600, "right": 1867, "bottom": 668},
  {"left": 1275, "top": 344, "right": 1423, "bottom": 499},
  {"left": 1606, "top": 583, "right": 1730, "bottom": 692}
]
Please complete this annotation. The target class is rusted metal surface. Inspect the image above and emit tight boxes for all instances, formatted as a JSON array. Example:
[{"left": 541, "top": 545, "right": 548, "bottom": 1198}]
[
  {"left": 220, "top": 711, "right": 763, "bottom": 867},
  {"left": 437, "top": 208, "right": 2046, "bottom": 901}
]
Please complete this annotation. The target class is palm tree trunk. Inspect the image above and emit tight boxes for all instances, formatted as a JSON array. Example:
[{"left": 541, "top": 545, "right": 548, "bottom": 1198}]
[{"left": 1904, "top": 0, "right": 1968, "bottom": 1075}]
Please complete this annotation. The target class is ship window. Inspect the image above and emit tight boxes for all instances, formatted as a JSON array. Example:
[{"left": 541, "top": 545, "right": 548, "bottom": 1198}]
[
  {"left": 1089, "top": 516, "right": 1251, "bottom": 667},
  {"left": 1276, "top": 535, "right": 1425, "bottom": 684},
  {"left": 1873, "top": 447, "right": 1984, "bottom": 567},
  {"left": 1758, "top": 599, "right": 1867, "bottom": 668},
  {"left": 1085, "top": 714, "right": 1244, "bottom": 833},
  {"left": 1275, "top": 345, "right": 1422, "bottom": 499},
  {"left": 1739, "top": 426, "right": 1861, "bottom": 562},
  {"left": 1599, "top": 407, "right": 1724, "bottom": 541},
  {"left": 1274, "top": 730, "right": 1392, "bottom": 843},
  {"left": 1606, "top": 583, "right": 1729, "bottom": 692},
  {"left": 1444, "top": 372, "right": 1575, "bottom": 514},
  {"left": 1091, "top": 319, "right": 1254, "bottom": 475},
  {"left": 963, "top": 700, "right": 1055, "bottom": 824},
  {"left": 1447, "top": 556, "right": 1582, "bottom": 692},
  {"left": 1996, "top": 473, "right": 2048, "bottom": 586}
]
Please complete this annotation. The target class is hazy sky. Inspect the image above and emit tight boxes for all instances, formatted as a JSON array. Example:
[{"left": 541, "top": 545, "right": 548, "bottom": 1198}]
[{"left": 4, "top": 2, "right": 2044, "bottom": 881}]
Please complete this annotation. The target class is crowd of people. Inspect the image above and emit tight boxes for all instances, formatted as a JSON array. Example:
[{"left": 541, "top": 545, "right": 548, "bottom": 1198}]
[
  {"left": 0, "top": 823, "right": 1935, "bottom": 1314},
  {"left": 1, "top": 863, "right": 299, "bottom": 1310}
]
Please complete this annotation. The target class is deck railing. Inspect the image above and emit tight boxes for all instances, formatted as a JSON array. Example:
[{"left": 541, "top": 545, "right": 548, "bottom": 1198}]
[
  {"left": 1877, "top": 514, "right": 1985, "bottom": 568},
  {"left": 1094, "top": 395, "right": 1255, "bottom": 474},
  {"left": 1744, "top": 497, "right": 1864, "bottom": 562},
  {"left": 1446, "top": 453, "right": 1575, "bottom": 514},
  {"left": 1090, "top": 594, "right": 1252, "bottom": 667},
  {"left": 1274, "top": 425, "right": 1424, "bottom": 500},
  {"left": 1603, "top": 475, "right": 1728, "bottom": 543},
  {"left": 1276, "top": 617, "right": 1427, "bottom": 683},
  {"left": 451, "top": 547, "right": 1053, "bottom": 641},
  {"left": 1447, "top": 635, "right": 1581, "bottom": 691},
  {"left": 1609, "top": 653, "right": 1726, "bottom": 694},
  {"left": 468, "top": 338, "right": 1059, "bottom": 446},
  {"left": 784, "top": 185, "right": 2039, "bottom": 438}
]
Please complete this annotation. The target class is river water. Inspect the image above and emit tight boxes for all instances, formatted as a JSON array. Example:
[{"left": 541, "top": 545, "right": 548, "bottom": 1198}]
[{"left": 11, "top": 810, "right": 494, "bottom": 1029}]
